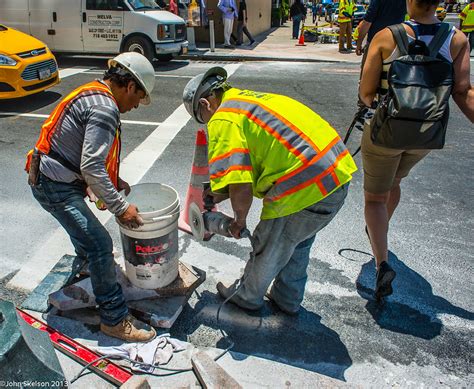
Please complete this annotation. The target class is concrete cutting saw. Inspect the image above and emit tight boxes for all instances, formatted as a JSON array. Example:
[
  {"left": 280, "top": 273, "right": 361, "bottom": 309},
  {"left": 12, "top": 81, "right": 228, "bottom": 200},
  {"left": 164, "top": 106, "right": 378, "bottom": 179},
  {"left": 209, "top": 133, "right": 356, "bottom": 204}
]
[{"left": 188, "top": 183, "right": 250, "bottom": 241}]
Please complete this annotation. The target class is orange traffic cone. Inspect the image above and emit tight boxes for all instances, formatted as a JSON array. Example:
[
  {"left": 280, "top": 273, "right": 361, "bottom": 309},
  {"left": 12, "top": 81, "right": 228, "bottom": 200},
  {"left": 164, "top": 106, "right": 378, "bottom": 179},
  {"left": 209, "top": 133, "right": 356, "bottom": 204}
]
[
  {"left": 296, "top": 24, "right": 306, "bottom": 46},
  {"left": 178, "top": 128, "right": 216, "bottom": 240}
]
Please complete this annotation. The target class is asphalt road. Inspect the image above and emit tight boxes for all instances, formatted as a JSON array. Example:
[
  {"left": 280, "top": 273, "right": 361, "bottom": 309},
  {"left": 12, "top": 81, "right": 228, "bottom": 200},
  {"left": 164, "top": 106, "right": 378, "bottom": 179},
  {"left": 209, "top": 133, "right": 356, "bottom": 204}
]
[{"left": 0, "top": 57, "right": 473, "bottom": 387}]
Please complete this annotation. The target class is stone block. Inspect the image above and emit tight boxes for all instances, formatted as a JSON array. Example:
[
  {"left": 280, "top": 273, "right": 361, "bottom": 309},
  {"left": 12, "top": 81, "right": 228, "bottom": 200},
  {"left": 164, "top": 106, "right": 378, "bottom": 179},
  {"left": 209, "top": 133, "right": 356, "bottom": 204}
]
[{"left": 191, "top": 351, "right": 242, "bottom": 389}]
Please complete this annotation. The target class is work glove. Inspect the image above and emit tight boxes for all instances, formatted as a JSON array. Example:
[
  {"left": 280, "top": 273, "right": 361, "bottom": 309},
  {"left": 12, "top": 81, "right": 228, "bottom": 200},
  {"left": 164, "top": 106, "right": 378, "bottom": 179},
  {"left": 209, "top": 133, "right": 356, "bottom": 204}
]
[{"left": 342, "top": 11, "right": 351, "bottom": 18}]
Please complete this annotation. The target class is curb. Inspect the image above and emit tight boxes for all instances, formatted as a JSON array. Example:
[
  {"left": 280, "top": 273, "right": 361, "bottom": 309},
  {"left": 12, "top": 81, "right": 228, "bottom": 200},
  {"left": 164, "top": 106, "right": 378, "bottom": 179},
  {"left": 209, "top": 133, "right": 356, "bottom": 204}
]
[{"left": 178, "top": 51, "right": 361, "bottom": 64}]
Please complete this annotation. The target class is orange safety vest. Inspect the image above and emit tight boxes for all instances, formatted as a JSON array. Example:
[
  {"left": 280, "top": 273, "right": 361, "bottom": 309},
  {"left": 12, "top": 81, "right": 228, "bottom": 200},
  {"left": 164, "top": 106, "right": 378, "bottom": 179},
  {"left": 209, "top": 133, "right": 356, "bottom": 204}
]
[{"left": 25, "top": 80, "right": 121, "bottom": 188}]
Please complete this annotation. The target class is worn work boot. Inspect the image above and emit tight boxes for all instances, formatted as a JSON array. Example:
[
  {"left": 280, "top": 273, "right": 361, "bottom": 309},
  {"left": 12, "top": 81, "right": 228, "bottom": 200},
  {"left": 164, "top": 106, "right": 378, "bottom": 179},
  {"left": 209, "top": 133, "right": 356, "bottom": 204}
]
[
  {"left": 101, "top": 314, "right": 156, "bottom": 342},
  {"left": 216, "top": 281, "right": 262, "bottom": 312},
  {"left": 265, "top": 292, "right": 300, "bottom": 316},
  {"left": 375, "top": 261, "right": 396, "bottom": 302}
]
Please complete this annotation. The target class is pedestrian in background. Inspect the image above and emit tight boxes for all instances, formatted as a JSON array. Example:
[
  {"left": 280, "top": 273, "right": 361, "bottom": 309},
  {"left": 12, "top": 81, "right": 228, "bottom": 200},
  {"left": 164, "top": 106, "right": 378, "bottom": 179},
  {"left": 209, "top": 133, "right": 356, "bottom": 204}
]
[
  {"left": 183, "top": 67, "right": 357, "bottom": 315},
  {"left": 236, "top": 0, "right": 255, "bottom": 46},
  {"left": 312, "top": 2, "right": 318, "bottom": 24},
  {"left": 218, "top": 0, "right": 238, "bottom": 48},
  {"left": 359, "top": 0, "right": 473, "bottom": 301},
  {"left": 290, "top": 0, "right": 306, "bottom": 39},
  {"left": 338, "top": 0, "right": 355, "bottom": 52},
  {"left": 25, "top": 53, "right": 158, "bottom": 342},
  {"left": 459, "top": 1, "right": 474, "bottom": 54},
  {"left": 355, "top": 0, "right": 407, "bottom": 68},
  {"left": 169, "top": 0, "right": 179, "bottom": 15}
]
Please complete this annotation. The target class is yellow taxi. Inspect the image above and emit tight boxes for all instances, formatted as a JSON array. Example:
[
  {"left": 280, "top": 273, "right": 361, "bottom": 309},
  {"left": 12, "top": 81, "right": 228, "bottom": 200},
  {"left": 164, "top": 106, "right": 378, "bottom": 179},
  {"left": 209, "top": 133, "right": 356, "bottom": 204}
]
[
  {"left": 436, "top": 6, "right": 447, "bottom": 21},
  {"left": 0, "top": 24, "right": 59, "bottom": 99}
]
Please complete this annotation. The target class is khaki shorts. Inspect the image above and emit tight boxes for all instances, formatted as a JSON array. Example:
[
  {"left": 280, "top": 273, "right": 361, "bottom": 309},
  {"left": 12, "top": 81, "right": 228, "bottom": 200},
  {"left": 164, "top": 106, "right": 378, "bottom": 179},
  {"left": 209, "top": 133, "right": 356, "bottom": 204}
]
[{"left": 361, "top": 122, "right": 430, "bottom": 194}]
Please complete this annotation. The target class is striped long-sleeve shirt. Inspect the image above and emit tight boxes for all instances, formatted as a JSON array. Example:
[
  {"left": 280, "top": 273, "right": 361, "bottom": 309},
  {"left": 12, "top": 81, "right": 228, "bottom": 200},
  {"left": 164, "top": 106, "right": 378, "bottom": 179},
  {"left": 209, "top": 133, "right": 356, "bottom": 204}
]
[{"left": 40, "top": 80, "right": 128, "bottom": 216}]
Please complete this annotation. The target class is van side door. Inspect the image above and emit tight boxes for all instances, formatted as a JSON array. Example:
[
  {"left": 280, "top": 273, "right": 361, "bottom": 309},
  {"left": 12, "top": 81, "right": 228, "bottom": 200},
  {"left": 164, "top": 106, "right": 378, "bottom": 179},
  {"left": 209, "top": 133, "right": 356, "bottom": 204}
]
[
  {"left": 81, "top": 0, "right": 126, "bottom": 53},
  {"left": 49, "top": 0, "right": 83, "bottom": 51},
  {"left": 28, "top": 0, "right": 55, "bottom": 48}
]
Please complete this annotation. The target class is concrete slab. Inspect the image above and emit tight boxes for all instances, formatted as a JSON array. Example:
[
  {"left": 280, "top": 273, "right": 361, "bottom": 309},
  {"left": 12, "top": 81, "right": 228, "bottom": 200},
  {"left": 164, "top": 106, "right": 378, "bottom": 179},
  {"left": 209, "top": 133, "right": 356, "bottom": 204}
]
[
  {"left": 49, "top": 261, "right": 205, "bottom": 311},
  {"left": 21, "top": 255, "right": 85, "bottom": 313},
  {"left": 48, "top": 261, "right": 205, "bottom": 329}
]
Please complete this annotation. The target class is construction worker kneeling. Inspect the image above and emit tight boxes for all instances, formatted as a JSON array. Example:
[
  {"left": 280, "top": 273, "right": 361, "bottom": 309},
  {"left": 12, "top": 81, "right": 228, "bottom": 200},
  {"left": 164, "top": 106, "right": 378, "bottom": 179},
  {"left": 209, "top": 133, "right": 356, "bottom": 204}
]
[{"left": 183, "top": 67, "right": 357, "bottom": 315}]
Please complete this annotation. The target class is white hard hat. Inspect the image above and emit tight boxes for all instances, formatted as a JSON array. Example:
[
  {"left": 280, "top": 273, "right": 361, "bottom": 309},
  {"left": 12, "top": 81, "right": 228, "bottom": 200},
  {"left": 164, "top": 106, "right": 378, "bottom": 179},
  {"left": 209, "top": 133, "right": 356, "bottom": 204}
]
[
  {"left": 108, "top": 52, "right": 155, "bottom": 105},
  {"left": 183, "top": 67, "right": 228, "bottom": 123}
]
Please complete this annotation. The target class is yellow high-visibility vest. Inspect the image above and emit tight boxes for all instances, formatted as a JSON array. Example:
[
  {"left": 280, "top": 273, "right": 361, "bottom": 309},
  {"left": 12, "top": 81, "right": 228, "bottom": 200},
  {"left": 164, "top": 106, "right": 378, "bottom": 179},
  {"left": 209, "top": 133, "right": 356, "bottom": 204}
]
[
  {"left": 207, "top": 88, "right": 357, "bottom": 220},
  {"left": 460, "top": 3, "right": 474, "bottom": 32},
  {"left": 338, "top": 0, "right": 355, "bottom": 24}
]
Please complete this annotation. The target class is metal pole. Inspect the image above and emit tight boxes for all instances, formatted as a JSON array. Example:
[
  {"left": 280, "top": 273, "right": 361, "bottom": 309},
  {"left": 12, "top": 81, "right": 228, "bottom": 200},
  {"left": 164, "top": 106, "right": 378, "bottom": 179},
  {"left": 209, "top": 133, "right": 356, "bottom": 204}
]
[
  {"left": 209, "top": 20, "right": 215, "bottom": 52},
  {"left": 187, "top": 26, "right": 197, "bottom": 51}
]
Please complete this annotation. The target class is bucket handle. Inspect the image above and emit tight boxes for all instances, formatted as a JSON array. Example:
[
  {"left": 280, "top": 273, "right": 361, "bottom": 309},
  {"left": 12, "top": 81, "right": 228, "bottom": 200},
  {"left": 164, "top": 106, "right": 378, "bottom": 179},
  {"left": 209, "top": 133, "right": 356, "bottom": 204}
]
[{"left": 149, "top": 210, "right": 180, "bottom": 222}]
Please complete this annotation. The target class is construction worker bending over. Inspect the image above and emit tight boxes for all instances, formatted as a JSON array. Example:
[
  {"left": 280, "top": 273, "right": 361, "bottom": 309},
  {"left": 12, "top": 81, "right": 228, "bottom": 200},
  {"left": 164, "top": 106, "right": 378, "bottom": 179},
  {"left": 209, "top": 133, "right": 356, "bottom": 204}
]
[
  {"left": 338, "top": 0, "right": 355, "bottom": 52},
  {"left": 459, "top": 2, "right": 474, "bottom": 53},
  {"left": 25, "top": 52, "right": 157, "bottom": 342},
  {"left": 183, "top": 67, "right": 357, "bottom": 315}
]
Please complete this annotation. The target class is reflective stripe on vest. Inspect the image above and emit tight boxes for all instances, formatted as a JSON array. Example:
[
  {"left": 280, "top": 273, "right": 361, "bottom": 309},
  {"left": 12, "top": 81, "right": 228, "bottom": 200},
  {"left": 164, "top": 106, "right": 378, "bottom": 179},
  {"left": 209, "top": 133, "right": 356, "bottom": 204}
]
[
  {"left": 266, "top": 137, "right": 348, "bottom": 201},
  {"left": 215, "top": 98, "right": 347, "bottom": 201},
  {"left": 25, "top": 80, "right": 121, "bottom": 188},
  {"left": 218, "top": 99, "right": 320, "bottom": 164},
  {"left": 209, "top": 148, "right": 252, "bottom": 179}
]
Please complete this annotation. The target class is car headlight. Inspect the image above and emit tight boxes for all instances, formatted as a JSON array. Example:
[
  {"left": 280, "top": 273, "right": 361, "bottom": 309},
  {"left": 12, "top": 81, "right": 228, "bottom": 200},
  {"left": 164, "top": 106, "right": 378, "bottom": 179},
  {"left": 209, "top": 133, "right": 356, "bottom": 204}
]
[
  {"left": 0, "top": 54, "right": 17, "bottom": 66},
  {"left": 157, "top": 24, "right": 171, "bottom": 40}
]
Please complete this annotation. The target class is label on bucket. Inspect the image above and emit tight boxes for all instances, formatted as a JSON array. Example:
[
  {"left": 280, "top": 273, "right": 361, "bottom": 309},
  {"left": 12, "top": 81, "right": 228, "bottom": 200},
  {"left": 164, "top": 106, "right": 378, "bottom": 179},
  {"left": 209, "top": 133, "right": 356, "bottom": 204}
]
[{"left": 121, "top": 229, "right": 178, "bottom": 270}]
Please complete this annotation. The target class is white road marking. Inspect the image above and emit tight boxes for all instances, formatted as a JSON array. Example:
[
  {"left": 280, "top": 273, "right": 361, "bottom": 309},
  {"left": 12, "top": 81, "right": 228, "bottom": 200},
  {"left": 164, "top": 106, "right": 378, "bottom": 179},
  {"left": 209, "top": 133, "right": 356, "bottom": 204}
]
[
  {"left": 59, "top": 68, "right": 90, "bottom": 79},
  {"left": 84, "top": 70, "right": 193, "bottom": 78},
  {"left": 0, "top": 112, "right": 161, "bottom": 126},
  {"left": 7, "top": 63, "right": 241, "bottom": 292}
]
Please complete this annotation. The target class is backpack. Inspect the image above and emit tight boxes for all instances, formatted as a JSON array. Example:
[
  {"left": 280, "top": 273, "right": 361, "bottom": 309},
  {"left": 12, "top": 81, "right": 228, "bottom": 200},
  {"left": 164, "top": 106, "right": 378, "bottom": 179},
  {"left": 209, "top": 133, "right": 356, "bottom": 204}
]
[{"left": 370, "top": 23, "right": 454, "bottom": 150}]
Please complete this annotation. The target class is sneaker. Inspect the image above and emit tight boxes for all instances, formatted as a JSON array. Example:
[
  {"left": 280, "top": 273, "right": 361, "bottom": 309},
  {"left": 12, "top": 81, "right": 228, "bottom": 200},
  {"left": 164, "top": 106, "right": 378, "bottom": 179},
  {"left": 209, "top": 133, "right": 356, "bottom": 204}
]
[
  {"left": 375, "top": 261, "right": 396, "bottom": 301},
  {"left": 248, "top": 40, "right": 256, "bottom": 46},
  {"left": 216, "top": 281, "right": 261, "bottom": 311},
  {"left": 101, "top": 314, "right": 156, "bottom": 342},
  {"left": 265, "top": 292, "right": 300, "bottom": 316}
]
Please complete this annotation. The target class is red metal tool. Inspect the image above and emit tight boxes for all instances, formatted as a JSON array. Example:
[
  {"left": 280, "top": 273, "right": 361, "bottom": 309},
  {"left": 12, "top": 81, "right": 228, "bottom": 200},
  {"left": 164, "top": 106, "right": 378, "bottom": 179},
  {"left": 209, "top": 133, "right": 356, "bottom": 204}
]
[{"left": 17, "top": 308, "right": 133, "bottom": 385}]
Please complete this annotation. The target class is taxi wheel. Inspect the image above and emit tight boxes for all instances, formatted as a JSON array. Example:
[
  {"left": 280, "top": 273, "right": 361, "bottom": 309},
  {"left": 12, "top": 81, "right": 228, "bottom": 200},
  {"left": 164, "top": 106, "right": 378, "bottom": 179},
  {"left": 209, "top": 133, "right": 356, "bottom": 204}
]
[{"left": 123, "top": 36, "right": 155, "bottom": 62}]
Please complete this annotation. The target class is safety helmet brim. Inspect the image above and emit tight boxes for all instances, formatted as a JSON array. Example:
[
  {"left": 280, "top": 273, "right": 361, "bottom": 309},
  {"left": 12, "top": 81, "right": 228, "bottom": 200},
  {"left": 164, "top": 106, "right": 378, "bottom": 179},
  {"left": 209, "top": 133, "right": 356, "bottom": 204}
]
[
  {"left": 183, "top": 67, "right": 228, "bottom": 123},
  {"left": 108, "top": 53, "right": 155, "bottom": 105}
]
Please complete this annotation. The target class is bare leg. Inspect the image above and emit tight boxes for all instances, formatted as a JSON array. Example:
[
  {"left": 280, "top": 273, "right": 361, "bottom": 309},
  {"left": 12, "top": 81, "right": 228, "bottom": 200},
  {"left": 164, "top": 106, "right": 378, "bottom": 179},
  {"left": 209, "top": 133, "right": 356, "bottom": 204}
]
[
  {"left": 364, "top": 190, "right": 390, "bottom": 269},
  {"left": 387, "top": 178, "right": 401, "bottom": 221}
]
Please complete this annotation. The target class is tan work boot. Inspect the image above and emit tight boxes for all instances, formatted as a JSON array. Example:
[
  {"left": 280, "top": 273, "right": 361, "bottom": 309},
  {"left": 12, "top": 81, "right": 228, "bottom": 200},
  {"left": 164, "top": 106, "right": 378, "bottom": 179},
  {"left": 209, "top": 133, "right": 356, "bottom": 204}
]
[{"left": 101, "top": 314, "right": 156, "bottom": 342}]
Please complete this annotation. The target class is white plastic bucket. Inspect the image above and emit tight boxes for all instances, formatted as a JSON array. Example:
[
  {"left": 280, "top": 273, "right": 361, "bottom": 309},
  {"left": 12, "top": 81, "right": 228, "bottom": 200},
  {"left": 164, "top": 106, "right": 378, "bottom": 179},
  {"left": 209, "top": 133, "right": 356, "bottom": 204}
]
[{"left": 117, "top": 183, "right": 180, "bottom": 289}]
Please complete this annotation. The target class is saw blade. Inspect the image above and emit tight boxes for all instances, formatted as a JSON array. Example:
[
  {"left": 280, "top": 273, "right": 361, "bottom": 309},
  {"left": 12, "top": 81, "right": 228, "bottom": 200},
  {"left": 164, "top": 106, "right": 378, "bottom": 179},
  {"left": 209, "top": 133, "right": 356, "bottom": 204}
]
[{"left": 189, "top": 202, "right": 205, "bottom": 241}]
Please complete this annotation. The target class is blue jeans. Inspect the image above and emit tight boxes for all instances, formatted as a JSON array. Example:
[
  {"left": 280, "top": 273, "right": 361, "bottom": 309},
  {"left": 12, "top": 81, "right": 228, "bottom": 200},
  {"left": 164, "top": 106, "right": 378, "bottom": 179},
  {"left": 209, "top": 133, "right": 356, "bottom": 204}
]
[
  {"left": 232, "top": 184, "right": 349, "bottom": 312},
  {"left": 32, "top": 173, "right": 128, "bottom": 326},
  {"left": 292, "top": 15, "right": 302, "bottom": 39}
]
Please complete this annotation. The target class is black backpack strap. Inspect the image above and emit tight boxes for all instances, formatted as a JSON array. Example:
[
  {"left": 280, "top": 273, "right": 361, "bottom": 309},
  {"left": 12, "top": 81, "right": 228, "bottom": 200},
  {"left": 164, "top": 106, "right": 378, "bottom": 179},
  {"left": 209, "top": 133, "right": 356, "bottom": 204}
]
[
  {"left": 388, "top": 24, "right": 409, "bottom": 56},
  {"left": 427, "top": 23, "right": 451, "bottom": 57}
]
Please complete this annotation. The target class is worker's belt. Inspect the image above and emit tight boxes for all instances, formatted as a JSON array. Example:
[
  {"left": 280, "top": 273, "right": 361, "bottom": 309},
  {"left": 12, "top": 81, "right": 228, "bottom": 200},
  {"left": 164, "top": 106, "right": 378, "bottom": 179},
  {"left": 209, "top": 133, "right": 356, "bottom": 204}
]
[{"left": 47, "top": 149, "right": 82, "bottom": 175}]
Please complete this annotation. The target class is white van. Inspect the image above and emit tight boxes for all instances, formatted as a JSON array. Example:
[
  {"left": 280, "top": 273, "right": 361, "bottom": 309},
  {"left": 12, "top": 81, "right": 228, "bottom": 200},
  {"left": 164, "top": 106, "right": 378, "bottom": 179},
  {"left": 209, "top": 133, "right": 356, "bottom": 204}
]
[{"left": 0, "top": 0, "right": 188, "bottom": 62}]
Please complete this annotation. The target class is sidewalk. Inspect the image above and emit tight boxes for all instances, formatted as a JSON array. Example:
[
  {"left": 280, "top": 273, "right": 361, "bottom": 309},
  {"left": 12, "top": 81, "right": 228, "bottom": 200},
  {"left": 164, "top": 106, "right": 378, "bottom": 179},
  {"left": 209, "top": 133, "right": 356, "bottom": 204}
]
[{"left": 181, "top": 21, "right": 362, "bottom": 64}]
